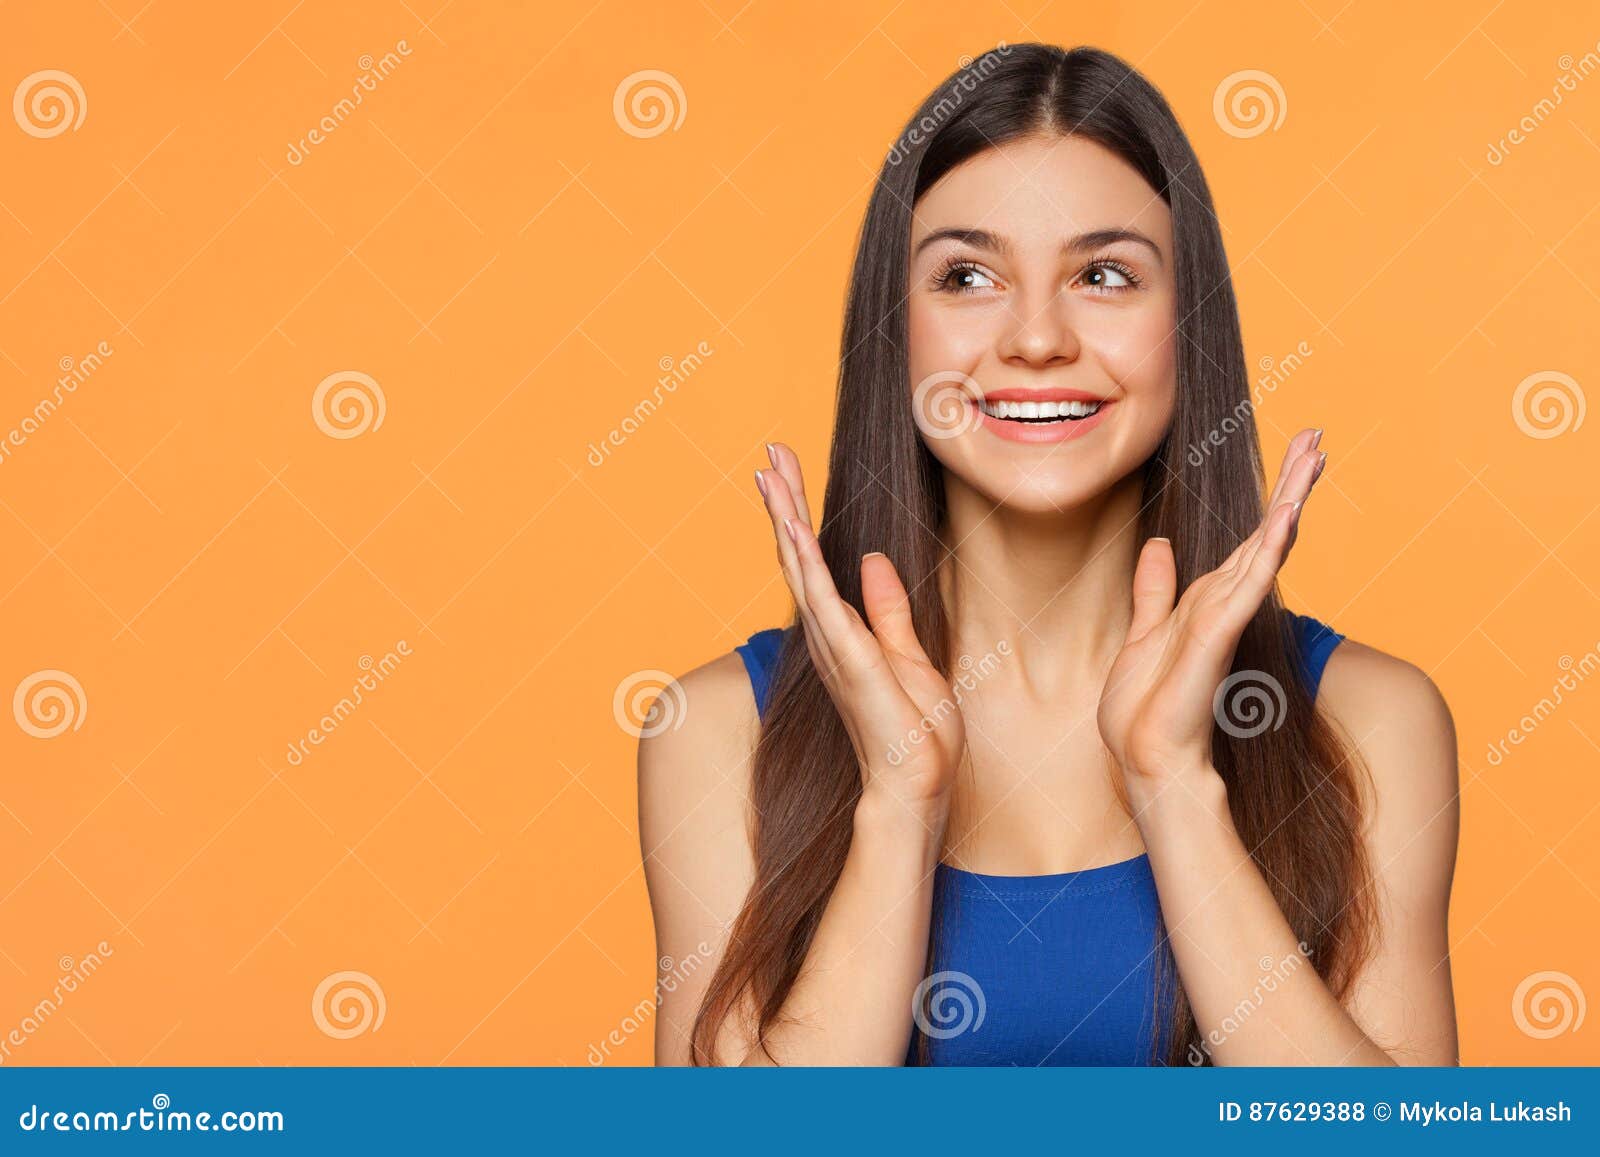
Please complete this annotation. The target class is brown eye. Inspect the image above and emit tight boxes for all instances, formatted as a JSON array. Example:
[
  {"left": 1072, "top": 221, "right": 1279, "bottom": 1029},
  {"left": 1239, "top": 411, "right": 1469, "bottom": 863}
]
[
  {"left": 1079, "top": 260, "right": 1138, "bottom": 291},
  {"left": 936, "top": 262, "right": 997, "bottom": 293}
]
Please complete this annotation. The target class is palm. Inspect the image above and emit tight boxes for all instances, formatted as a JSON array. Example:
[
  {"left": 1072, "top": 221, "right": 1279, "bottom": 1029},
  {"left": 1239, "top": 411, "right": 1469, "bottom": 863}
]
[
  {"left": 1098, "top": 429, "right": 1327, "bottom": 787},
  {"left": 755, "top": 442, "right": 964, "bottom": 806}
]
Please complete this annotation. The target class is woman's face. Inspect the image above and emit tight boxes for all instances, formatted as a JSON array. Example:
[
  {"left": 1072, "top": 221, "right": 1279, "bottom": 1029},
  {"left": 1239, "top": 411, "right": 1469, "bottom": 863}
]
[{"left": 907, "top": 134, "right": 1177, "bottom": 515}]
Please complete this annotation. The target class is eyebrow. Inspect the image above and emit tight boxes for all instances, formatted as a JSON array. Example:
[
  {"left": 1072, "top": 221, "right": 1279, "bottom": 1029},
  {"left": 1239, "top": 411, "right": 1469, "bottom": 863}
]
[{"left": 912, "top": 226, "right": 1165, "bottom": 266}]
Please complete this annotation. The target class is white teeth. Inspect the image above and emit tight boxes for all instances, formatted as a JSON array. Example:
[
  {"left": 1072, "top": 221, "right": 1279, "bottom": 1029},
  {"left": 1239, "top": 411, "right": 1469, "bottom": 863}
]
[{"left": 979, "top": 399, "right": 1103, "bottom": 421}]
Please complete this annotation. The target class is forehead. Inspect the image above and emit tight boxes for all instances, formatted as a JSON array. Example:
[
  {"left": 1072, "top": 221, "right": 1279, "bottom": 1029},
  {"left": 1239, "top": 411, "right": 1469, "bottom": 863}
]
[{"left": 911, "top": 135, "right": 1171, "bottom": 251}]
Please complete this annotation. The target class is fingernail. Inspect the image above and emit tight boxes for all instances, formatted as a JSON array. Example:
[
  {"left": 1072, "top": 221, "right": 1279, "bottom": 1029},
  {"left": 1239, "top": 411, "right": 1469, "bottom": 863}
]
[
  {"left": 766, "top": 443, "right": 778, "bottom": 469},
  {"left": 784, "top": 517, "right": 798, "bottom": 543},
  {"left": 754, "top": 469, "right": 767, "bottom": 497},
  {"left": 1313, "top": 451, "right": 1326, "bottom": 481},
  {"left": 1311, "top": 428, "right": 1324, "bottom": 449}
]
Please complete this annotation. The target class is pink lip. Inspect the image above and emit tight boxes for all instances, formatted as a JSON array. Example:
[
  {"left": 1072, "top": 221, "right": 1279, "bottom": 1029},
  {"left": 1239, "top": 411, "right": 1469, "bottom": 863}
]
[{"left": 975, "top": 398, "right": 1116, "bottom": 443}]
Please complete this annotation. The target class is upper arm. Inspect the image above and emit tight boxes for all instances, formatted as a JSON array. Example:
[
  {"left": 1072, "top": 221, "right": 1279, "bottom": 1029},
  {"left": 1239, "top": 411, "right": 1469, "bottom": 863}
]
[
  {"left": 636, "top": 650, "right": 761, "bottom": 1065},
  {"left": 1316, "top": 638, "right": 1461, "bottom": 1065}
]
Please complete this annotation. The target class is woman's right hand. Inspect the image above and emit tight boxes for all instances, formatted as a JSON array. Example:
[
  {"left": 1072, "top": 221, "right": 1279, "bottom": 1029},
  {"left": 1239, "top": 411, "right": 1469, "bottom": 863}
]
[{"left": 756, "top": 443, "right": 964, "bottom": 816}]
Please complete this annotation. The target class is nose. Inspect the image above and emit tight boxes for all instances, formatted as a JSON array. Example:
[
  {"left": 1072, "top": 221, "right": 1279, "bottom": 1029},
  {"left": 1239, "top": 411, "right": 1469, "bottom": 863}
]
[{"left": 996, "top": 284, "right": 1081, "bottom": 368}]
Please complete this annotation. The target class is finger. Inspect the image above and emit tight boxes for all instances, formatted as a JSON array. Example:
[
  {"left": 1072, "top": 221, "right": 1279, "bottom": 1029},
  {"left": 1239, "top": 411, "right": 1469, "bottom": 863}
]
[
  {"left": 756, "top": 468, "right": 807, "bottom": 605},
  {"left": 860, "top": 552, "right": 927, "bottom": 662},
  {"left": 1127, "top": 536, "right": 1177, "bottom": 643},
  {"left": 1265, "top": 427, "right": 1321, "bottom": 513},
  {"left": 766, "top": 442, "right": 812, "bottom": 528},
  {"left": 1226, "top": 499, "right": 1299, "bottom": 623},
  {"left": 786, "top": 516, "right": 880, "bottom": 679},
  {"left": 757, "top": 467, "right": 836, "bottom": 669},
  {"left": 1223, "top": 439, "right": 1322, "bottom": 580}
]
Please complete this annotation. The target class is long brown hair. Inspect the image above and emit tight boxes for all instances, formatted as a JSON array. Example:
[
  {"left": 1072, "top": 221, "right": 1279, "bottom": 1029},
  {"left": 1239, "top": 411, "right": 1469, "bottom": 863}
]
[{"left": 692, "top": 43, "right": 1374, "bottom": 1066}]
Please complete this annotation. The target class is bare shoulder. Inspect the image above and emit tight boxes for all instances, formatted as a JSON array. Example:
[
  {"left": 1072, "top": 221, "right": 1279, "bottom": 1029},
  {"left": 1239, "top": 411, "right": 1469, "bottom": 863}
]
[
  {"left": 1316, "top": 635, "right": 1459, "bottom": 825},
  {"left": 637, "top": 647, "right": 761, "bottom": 857},
  {"left": 636, "top": 647, "right": 762, "bottom": 1063}
]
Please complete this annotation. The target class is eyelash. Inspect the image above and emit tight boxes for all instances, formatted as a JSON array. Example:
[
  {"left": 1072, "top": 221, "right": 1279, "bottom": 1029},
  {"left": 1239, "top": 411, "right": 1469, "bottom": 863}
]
[{"left": 930, "top": 253, "right": 1144, "bottom": 295}]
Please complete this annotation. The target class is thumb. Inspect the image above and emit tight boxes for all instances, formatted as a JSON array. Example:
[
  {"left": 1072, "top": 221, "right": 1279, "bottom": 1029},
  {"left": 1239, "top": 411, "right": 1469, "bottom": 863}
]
[
  {"left": 1127, "top": 536, "right": 1176, "bottom": 643},
  {"left": 860, "top": 552, "right": 927, "bottom": 661}
]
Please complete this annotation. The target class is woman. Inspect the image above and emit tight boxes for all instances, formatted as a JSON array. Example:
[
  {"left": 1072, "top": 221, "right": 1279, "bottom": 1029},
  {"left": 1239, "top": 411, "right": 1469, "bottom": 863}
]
[{"left": 638, "top": 43, "right": 1459, "bottom": 1066}]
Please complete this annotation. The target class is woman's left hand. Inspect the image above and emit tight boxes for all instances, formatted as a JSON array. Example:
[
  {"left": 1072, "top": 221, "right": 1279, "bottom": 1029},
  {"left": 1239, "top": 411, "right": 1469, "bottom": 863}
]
[{"left": 1096, "top": 428, "right": 1327, "bottom": 807}]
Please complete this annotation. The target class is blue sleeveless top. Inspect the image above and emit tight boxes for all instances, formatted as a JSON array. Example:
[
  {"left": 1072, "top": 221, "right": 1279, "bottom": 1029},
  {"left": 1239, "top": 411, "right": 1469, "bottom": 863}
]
[{"left": 733, "top": 611, "right": 1344, "bottom": 1067}]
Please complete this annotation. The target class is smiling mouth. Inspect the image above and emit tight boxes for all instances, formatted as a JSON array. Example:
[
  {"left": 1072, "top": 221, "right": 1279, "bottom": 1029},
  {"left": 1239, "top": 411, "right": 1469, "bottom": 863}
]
[{"left": 977, "top": 398, "right": 1105, "bottom": 423}]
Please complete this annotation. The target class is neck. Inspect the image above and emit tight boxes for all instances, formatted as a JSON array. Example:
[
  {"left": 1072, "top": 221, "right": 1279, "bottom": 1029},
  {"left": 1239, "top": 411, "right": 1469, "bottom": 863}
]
[{"left": 937, "top": 469, "right": 1146, "bottom": 701}]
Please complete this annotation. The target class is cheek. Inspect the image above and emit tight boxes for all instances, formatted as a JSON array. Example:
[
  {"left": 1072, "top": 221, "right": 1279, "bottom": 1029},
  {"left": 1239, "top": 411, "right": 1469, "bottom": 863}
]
[
  {"left": 907, "top": 298, "right": 992, "bottom": 383},
  {"left": 1088, "top": 304, "right": 1177, "bottom": 402}
]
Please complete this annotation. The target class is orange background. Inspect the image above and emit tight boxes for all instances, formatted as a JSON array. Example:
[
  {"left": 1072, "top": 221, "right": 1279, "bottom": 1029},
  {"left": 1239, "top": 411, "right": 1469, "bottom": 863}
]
[{"left": 1, "top": 0, "right": 1596, "bottom": 1065}]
